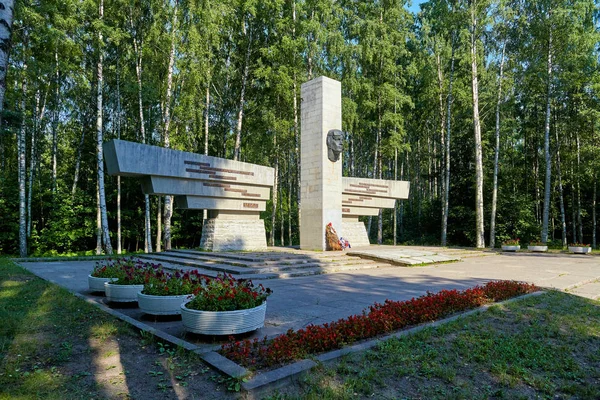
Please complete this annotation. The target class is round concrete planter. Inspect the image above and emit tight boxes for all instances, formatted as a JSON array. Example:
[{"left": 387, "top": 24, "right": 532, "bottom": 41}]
[
  {"left": 501, "top": 245, "right": 520, "bottom": 252},
  {"left": 568, "top": 246, "right": 591, "bottom": 254},
  {"left": 104, "top": 282, "right": 144, "bottom": 303},
  {"left": 88, "top": 275, "right": 117, "bottom": 293},
  {"left": 181, "top": 301, "right": 267, "bottom": 335},
  {"left": 137, "top": 292, "right": 191, "bottom": 315},
  {"left": 527, "top": 245, "right": 548, "bottom": 252}
]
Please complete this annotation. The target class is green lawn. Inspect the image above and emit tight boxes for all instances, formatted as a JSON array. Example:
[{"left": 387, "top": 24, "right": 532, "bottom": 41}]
[
  {"left": 0, "top": 258, "right": 230, "bottom": 400},
  {"left": 2, "top": 257, "right": 599, "bottom": 399},
  {"left": 271, "top": 291, "right": 600, "bottom": 399}
]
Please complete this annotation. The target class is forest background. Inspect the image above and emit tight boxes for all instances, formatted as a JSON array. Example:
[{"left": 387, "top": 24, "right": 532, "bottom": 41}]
[{"left": 0, "top": 0, "right": 599, "bottom": 257}]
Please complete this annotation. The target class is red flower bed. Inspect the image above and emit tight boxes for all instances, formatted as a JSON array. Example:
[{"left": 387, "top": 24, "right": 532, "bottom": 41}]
[{"left": 220, "top": 281, "right": 537, "bottom": 368}]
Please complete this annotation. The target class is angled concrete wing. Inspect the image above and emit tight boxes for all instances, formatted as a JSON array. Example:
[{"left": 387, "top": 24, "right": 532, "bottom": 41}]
[
  {"left": 341, "top": 177, "right": 410, "bottom": 247},
  {"left": 103, "top": 139, "right": 275, "bottom": 251}
]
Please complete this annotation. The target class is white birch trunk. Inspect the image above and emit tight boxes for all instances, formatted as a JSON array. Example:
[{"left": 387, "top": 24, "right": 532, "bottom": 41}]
[
  {"left": 441, "top": 37, "right": 455, "bottom": 247},
  {"left": 394, "top": 147, "right": 397, "bottom": 246},
  {"left": 555, "top": 128, "right": 567, "bottom": 248},
  {"left": 489, "top": 42, "right": 506, "bottom": 249},
  {"left": 156, "top": 196, "right": 162, "bottom": 252},
  {"left": 576, "top": 132, "right": 583, "bottom": 243},
  {"left": 130, "top": 11, "right": 152, "bottom": 253},
  {"left": 233, "top": 29, "right": 252, "bottom": 161},
  {"left": 116, "top": 56, "right": 122, "bottom": 254},
  {"left": 0, "top": 0, "right": 14, "bottom": 118},
  {"left": 96, "top": 0, "right": 112, "bottom": 254},
  {"left": 293, "top": 75, "right": 300, "bottom": 243},
  {"left": 18, "top": 63, "right": 27, "bottom": 257},
  {"left": 96, "top": 181, "right": 102, "bottom": 255},
  {"left": 541, "top": 30, "right": 553, "bottom": 243},
  {"left": 471, "top": 4, "right": 485, "bottom": 248},
  {"left": 288, "top": 151, "right": 292, "bottom": 246},
  {"left": 203, "top": 83, "right": 210, "bottom": 223},
  {"left": 436, "top": 50, "right": 445, "bottom": 210},
  {"left": 270, "top": 132, "right": 278, "bottom": 247},
  {"left": 52, "top": 51, "right": 59, "bottom": 194},
  {"left": 162, "top": 1, "right": 178, "bottom": 251},
  {"left": 26, "top": 102, "right": 35, "bottom": 238},
  {"left": 593, "top": 180, "right": 597, "bottom": 249},
  {"left": 72, "top": 124, "right": 85, "bottom": 196}
]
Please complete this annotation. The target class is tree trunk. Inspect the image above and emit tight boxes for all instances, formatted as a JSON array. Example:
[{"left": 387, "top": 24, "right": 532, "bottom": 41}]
[
  {"left": 116, "top": 55, "right": 122, "bottom": 254},
  {"left": 96, "top": 0, "right": 112, "bottom": 254},
  {"left": 394, "top": 147, "right": 397, "bottom": 246},
  {"left": 0, "top": 0, "right": 14, "bottom": 119},
  {"left": 27, "top": 96, "right": 35, "bottom": 238},
  {"left": 96, "top": 181, "right": 102, "bottom": 255},
  {"left": 52, "top": 51, "right": 59, "bottom": 195},
  {"left": 575, "top": 132, "right": 583, "bottom": 243},
  {"left": 555, "top": 128, "right": 567, "bottom": 248},
  {"left": 441, "top": 36, "right": 455, "bottom": 247},
  {"left": 436, "top": 50, "right": 445, "bottom": 210},
  {"left": 162, "top": 1, "right": 178, "bottom": 251},
  {"left": 490, "top": 42, "right": 506, "bottom": 249},
  {"left": 541, "top": 30, "right": 553, "bottom": 243},
  {"left": 203, "top": 83, "right": 210, "bottom": 222},
  {"left": 288, "top": 151, "right": 292, "bottom": 246},
  {"left": 130, "top": 10, "right": 152, "bottom": 253},
  {"left": 156, "top": 196, "right": 162, "bottom": 252},
  {"left": 72, "top": 122, "right": 86, "bottom": 196},
  {"left": 270, "top": 131, "right": 278, "bottom": 247},
  {"left": 470, "top": 4, "right": 485, "bottom": 248},
  {"left": 18, "top": 62, "right": 27, "bottom": 257},
  {"left": 377, "top": 95, "right": 383, "bottom": 245},
  {"left": 293, "top": 74, "right": 301, "bottom": 244},
  {"left": 233, "top": 28, "right": 252, "bottom": 161},
  {"left": 593, "top": 180, "right": 597, "bottom": 249}
]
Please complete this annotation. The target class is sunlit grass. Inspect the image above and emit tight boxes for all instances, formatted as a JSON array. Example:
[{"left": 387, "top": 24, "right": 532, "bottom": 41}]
[
  {"left": 268, "top": 291, "right": 600, "bottom": 399},
  {"left": 0, "top": 258, "right": 134, "bottom": 399}
]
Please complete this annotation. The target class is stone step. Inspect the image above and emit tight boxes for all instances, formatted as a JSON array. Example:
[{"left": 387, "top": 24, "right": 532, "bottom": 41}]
[
  {"left": 169, "top": 249, "right": 309, "bottom": 263},
  {"left": 136, "top": 254, "right": 254, "bottom": 275},
  {"left": 249, "top": 260, "right": 381, "bottom": 274},
  {"left": 143, "top": 253, "right": 381, "bottom": 275},
  {"left": 164, "top": 249, "right": 374, "bottom": 268}
]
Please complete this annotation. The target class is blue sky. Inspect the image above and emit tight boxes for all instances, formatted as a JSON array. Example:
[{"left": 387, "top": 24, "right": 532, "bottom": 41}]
[{"left": 407, "top": 0, "right": 427, "bottom": 14}]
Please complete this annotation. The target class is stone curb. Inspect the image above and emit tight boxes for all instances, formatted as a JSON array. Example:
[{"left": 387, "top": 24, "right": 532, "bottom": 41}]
[
  {"left": 20, "top": 265, "right": 202, "bottom": 352},
  {"left": 237, "top": 291, "right": 546, "bottom": 397},
  {"left": 17, "top": 261, "right": 550, "bottom": 397}
]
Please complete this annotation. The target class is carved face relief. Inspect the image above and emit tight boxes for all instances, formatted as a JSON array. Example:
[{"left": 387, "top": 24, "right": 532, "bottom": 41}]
[{"left": 326, "top": 129, "right": 344, "bottom": 162}]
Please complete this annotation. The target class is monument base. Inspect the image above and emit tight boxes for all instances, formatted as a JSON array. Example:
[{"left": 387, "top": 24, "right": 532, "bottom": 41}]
[
  {"left": 341, "top": 218, "right": 371, "bottom": 248},
  {"left": 199, "top": 213, "right": 267, "bottom": 251}
]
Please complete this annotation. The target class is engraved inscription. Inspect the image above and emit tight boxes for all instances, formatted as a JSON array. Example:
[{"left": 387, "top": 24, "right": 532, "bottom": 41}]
[
  {"left": 184, "top": 160, "right": 255, "bottom": 176},
  {"left": 243, "top": 203, "right": 259, "bottom": 209}
]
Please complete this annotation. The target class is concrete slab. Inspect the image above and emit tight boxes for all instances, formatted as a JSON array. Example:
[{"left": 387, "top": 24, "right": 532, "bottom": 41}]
[{"left": 16, "top": 250, "right": 600, "bottom": 352}]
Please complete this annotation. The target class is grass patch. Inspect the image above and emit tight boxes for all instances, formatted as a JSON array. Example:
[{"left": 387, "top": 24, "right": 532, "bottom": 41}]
[
  {"left": 0, "top": 258, "right": 230, "bottom": 399},
  {"left": 268, "top": 291, "right": 600, "bottom": 399}
]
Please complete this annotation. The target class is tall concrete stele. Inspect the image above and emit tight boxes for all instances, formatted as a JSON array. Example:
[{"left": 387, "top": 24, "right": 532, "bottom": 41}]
[
  {"left": 300, "top": 77, "right": 343, "bottom": 250},
  {"left": 300, "top": 76, "right": 410, "bottom": 250},
  {"left": 103, "top": 140, "right": 274, "bottom": 251}
]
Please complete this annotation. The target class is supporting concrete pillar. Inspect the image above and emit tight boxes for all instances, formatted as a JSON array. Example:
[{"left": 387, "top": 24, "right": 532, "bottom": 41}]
[
  {"left": 300, "top": 76, "right": 342, "bottom": 250},
  {"left": 341, "top": 216, "right": 371, "bottom": 248}
]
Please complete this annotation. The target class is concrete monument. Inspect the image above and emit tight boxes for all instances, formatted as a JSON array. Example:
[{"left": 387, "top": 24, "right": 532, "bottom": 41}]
[
  {"left": 300, "top": 77, "right": 343, "bottom": 250},
  {"left": 300, "top": 76, "right": 410, "bottom": 250},
  {"left": 103, "top": 140, "right": 274, "bottom": 251}
]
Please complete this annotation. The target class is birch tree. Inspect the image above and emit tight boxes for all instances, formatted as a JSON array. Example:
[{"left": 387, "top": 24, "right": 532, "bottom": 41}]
[
  {"left": 0, "top": 0, "right": 14, "bottom": 117},
  {"left": 470, "top": 0, "right": 485, "bottom": 248},
  {"left": 96, "top": 0, "right": 112, "bottom": 254}
]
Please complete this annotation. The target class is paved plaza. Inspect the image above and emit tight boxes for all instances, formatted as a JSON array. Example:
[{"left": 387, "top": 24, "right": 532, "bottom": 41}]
[{"left": 17, "top": 247, "right": 600, "bottom": 352}]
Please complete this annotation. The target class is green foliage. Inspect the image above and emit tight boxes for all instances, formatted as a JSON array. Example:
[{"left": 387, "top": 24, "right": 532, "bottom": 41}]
[{"left": 0, "top": 0, "right": 598, "bottom": 254}]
